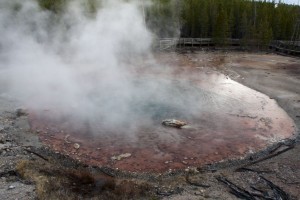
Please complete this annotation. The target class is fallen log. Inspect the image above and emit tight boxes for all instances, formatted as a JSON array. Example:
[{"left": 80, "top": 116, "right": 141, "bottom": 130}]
[
  {"left": 260, "top": 176, "right": 291, "bottom": 200},
  {"left": 24, "top": 148, "right": 49, "bottom": 161},
  {"left": 216, "top": 176, "right": 256, "bottom": 200},
  {"left": 235, "top": 143, "right": 294, "bottom": 171},
  {"left": 235, "top": 167, "right": 273, "bottom": 174}
]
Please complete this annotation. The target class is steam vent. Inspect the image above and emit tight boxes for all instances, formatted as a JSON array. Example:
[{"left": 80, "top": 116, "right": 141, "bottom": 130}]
[{"left": 28, "top": 63, "right": 296, "bottom": 173}]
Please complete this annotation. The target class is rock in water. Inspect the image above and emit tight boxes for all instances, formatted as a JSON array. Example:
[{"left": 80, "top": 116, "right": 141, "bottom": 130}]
[
  {"left": 162, "top": 119, "right": 187, "bottom": 128},
  {"left": 111, "top": 153, "right": 132, "bottom": 161}
]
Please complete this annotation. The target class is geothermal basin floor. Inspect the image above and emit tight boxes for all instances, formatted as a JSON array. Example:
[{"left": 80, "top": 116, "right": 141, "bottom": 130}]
[
  {"left": 0, "top": 52, "right": 300, "bottom": 199},
  {"left": 29, "top": 59, "right": 296, "bottom": 173}
]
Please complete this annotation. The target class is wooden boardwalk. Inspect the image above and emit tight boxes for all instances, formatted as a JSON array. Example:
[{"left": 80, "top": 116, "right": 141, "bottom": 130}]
[
  {"left": 269, "top": 40, "right": 300, "bottom": 56},
  {"left": 157, "top": 38, "right": 300, "bottom": 56},
  {"left": 158, "top": 38, "right": 244, "bottom": 50}
]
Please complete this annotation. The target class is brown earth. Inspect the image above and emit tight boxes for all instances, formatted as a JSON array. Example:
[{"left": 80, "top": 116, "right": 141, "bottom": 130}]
[{"left": 0, "top": 51, "right": 299, "bottom": 200}]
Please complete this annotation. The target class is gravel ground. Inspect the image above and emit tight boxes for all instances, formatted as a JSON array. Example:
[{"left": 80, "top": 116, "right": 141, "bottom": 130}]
[{"left": 0, "top": 94, "right": 38, "bottom": 200}]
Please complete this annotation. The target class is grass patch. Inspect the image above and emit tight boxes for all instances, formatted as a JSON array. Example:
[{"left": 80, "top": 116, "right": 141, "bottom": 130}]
[{"left": 16, "top": 159, "right": 154, "bottom": 199}]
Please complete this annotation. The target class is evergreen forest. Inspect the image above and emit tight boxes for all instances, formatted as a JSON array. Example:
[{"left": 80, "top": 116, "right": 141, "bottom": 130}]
[{"left": 34, "top": 0, "right": 300, "bottom": 46}]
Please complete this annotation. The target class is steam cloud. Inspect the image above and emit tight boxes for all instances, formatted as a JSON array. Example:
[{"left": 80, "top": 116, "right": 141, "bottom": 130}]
[{"left": 0, "top": 0, "right": 201, "bottom": 134}]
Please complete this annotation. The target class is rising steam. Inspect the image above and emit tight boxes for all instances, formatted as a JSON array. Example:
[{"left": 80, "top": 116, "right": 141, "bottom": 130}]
[{"left": 0, "top": 0, "right": 200, "bottom": 134}]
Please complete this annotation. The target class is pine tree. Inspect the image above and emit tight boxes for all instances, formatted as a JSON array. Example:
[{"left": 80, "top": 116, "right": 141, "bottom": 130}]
[
  {"left": 213, "top": 8, "right": 229, "bottom": 46},
  {"left": 258, "top": 19, "right": 273, "bottom": 48},
  {"left": 199, "top": 1, "right": 209, "bottom": 38},
  {"left": 240, "top": 11, "right": 250, "bottom": 47}
]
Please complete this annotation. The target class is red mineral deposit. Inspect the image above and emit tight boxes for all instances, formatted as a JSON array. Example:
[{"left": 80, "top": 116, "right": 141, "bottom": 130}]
[{"left": 28, "top": 66, "right": 296, "bottom": 173}]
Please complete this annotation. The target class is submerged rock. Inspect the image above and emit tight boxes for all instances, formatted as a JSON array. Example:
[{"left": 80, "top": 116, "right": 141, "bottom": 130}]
[{"left": 162, "top": 119, "right": 187, "bottom": 128}]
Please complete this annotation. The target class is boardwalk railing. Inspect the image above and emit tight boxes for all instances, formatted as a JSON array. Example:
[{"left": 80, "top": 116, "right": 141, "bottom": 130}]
[
  {"left": 269, "top": 40, "right": 300, "bottom": 56},
  {"left": 157, "top": 38, "right": 300, "bottom": 56},
  {"left": 157, "top": 38, "right": 242, "bottom": 50}
]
